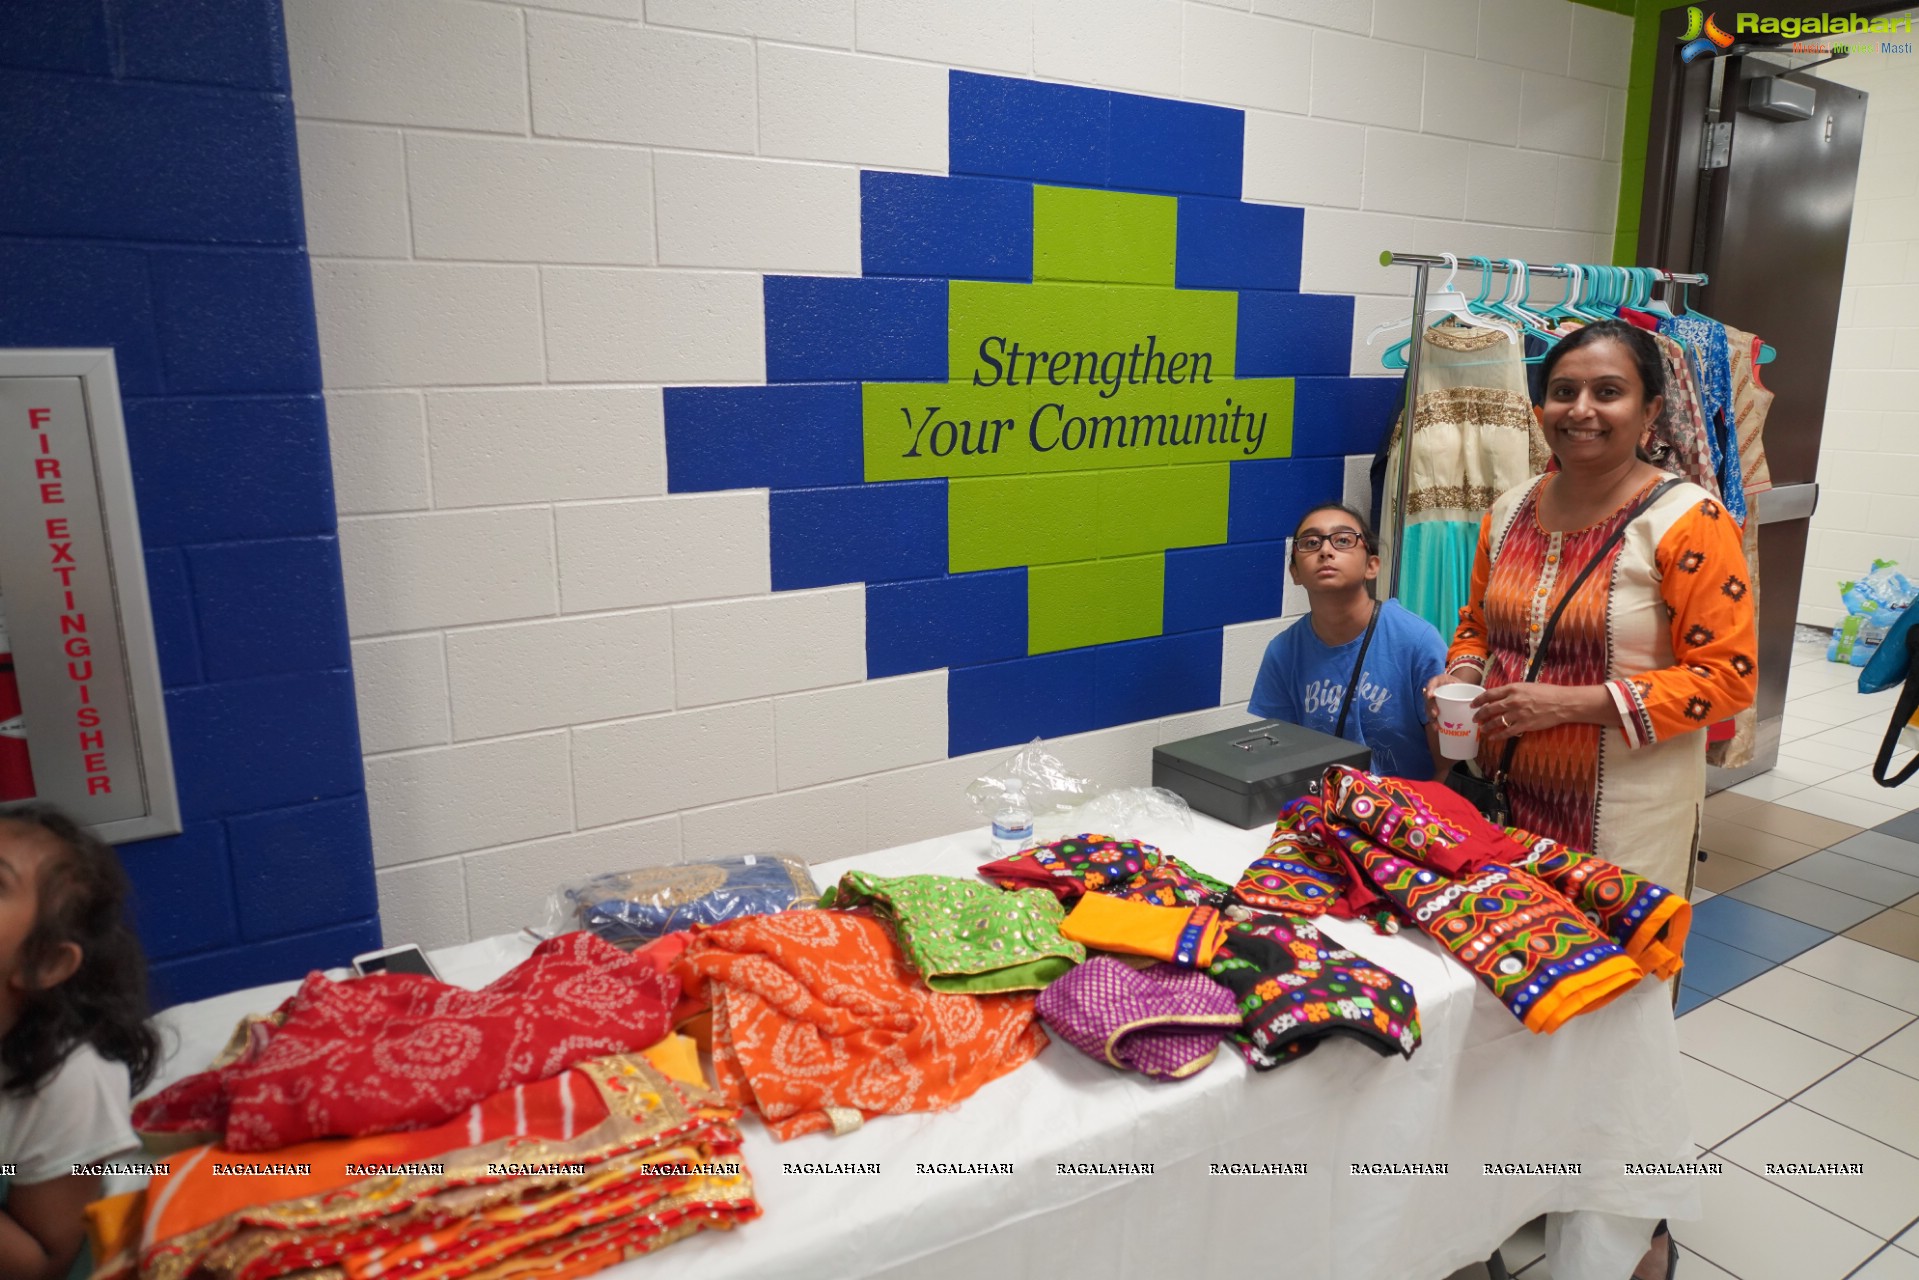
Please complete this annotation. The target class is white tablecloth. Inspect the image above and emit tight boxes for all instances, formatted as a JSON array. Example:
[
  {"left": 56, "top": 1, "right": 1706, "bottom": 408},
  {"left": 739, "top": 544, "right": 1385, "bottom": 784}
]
[{"left": 148, "top": 811, "right": 1700, "bottom": 1280}]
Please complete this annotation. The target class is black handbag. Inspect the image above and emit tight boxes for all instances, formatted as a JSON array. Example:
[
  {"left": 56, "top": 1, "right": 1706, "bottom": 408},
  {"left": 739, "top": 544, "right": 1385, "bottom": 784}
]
[{"left": 1445, "top": 478, "right": 1684, "bottom": 823}]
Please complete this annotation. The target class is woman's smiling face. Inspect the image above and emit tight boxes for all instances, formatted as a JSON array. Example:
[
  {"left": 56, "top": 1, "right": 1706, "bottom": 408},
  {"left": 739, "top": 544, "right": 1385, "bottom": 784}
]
[{"left": 1541, "top": 338, "right": 1661, "bottom": 472}]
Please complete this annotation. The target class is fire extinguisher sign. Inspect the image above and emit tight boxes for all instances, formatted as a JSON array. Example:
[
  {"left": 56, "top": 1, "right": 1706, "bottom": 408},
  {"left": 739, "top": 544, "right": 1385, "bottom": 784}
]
[{"left": 0, "top": 351, "right": 179, "bottom": 842}]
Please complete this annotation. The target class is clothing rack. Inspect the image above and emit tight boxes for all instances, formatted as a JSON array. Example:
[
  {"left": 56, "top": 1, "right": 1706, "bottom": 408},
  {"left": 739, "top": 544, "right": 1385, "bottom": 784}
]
[{"left": 1376, "top": 251, "right": 1711, "bottom": 599}]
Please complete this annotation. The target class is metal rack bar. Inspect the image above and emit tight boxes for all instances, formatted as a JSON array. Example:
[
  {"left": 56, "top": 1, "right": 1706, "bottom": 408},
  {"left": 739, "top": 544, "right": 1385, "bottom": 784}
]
[
  {"left": 1376, "top": 250, "right": 1709, "bottom": 600},
  {"left": 1378, "top": 250, "right": 1709, "bottom": 286}
]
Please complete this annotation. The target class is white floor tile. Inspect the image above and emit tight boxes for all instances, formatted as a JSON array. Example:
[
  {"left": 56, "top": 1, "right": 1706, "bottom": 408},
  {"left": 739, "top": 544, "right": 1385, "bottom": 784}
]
[
  {"left": 1804, "top": 723, "right": 1895, "bottom": 755},
  {"left": 1818, "top": 767, "right": 1919, "bottom": 807},
  {"left": 1787, "top": 662, "right": 1872, "bottom": 695},
  {"left": 1791, "top": 686, "right": 1903, "bottom": 722},
  {"left": 1797, "top": 1059, "right": 1919, "bottom": 1159},
  {"left": 1695, "top": 887, "right": 1717, "bottom": 901},
  {"left": 1676, "top": 1155, "right": 1881, "bottom": 1280},
  {"left": 1783, "top": 699, "right": 1869, "bottom": 728},
  {"left": 1866, "top": 1021, "right": 1919, "bottom": 1082},
  {"left": 1770, "top": 754, "right": 1858, "bottom": 787},
  {"left": 1789, "top": 938, "right": 1919, "bottom": 1014},
  {"left": 1899, "top": 1221, "right": 1919, "bottom": 1255},
  {"left": 1781, "top": 713, "right": 1834, "bottom": 743},
  {"left": 1855, "top": 1246, "right": 1919, "bottom": 1279},
  {"left": 1730, "top": 772, "right": 1812, "bottom": 802},
  {"left": 1677, "top": 1002, "right": 1853, "bottom": 1097},
  {"left": 1775, "top": 786, "right": 1909, "bottom": 830},
  {"left": 1672, "top": 1244, "right": 1741, "bottom": 1279},
  {"left": 1780, "top": 739, "right": 1880, "bottom": 772},
  {"left": 1682, "top": 1053, "right": 1786, "bottom": 1147},
  {"left": 1719, "top": 966, "right": 1916, "bottom": 1054},
  {"left": 1718, "top": 1102, "right": 1919, "bottom": 1238}
]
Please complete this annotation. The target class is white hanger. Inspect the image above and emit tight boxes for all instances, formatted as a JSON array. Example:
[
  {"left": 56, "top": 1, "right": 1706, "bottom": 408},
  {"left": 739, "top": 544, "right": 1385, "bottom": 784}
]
[{"left": 1367, "top": 253, "right": 1519, "bottom": 347}]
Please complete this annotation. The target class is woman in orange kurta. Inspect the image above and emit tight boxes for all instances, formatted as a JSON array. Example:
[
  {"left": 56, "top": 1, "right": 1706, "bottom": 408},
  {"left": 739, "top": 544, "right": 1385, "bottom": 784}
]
[{"left": 1427, "top": 319, "right": 1757, "bottom": 902}]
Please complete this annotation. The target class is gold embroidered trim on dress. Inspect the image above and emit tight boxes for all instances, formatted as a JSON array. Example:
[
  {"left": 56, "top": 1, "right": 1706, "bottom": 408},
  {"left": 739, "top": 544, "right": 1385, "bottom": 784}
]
[
  {"left": 1404, "top": 485, "right": 1503, "bottom": 515},
  {"left": 1423, "top": 320, "right": 1517, "bottom": 352},
  {"left": 1410, "top": 387, "right": 1538, "bottom": 433}
]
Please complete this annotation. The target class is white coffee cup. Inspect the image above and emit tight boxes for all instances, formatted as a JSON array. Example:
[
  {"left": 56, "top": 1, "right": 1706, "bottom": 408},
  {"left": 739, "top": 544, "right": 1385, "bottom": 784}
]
[{"left": 1432, "top": 685, "right": 1481, "bottom": 761}]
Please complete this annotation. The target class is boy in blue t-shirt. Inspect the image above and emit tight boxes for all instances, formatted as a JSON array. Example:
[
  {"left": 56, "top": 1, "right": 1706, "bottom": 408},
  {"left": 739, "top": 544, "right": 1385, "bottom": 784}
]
[{"left": 1248, "top": 502, "right": 1449, "bottom": 780}]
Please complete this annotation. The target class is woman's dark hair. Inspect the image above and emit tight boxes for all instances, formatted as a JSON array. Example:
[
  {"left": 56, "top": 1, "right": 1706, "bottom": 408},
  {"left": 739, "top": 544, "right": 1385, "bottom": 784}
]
[
  {"left": 1292, "top": 501, "right": 1379, "bottom": 555},
  {"left": 1539, "top": 318, "right": 1667, "bottom": 406},
  {"left": 0, "top": 802, "right": 159, "bottom": 1095}
]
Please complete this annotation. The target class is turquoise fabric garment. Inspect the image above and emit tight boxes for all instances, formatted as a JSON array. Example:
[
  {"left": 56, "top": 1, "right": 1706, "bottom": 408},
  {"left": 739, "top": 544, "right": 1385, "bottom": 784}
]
[{"left": 1398, "top": 520, "right": 1483, "bottom": 640}]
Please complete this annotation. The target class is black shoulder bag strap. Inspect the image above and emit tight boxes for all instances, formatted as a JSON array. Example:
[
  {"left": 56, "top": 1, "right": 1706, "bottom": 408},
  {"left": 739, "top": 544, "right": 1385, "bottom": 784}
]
[
  {"left": 1491, "top": 477, "right": 1684, "bottom": 783},
  {"left": 1334, "top": 601, "right": 1383, "bottom": 740},
  {"left": 1872, "top": 622, "right": 1919, "bottom": 788}
]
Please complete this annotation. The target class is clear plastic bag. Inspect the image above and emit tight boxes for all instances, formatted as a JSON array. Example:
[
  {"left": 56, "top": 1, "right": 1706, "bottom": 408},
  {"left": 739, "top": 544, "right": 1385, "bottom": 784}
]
[
  {"left": 1839, "top": 560, "right": 1915, "bottom": 619},
  {"left": 1039, "top": 786, "right": 1194, "bottom": 845},
  {"left": 544, "top": 855, "right": 820, "bottom": 950},
  {"left": 965, "top": 738, "right": 1102, "bottom": 821}
]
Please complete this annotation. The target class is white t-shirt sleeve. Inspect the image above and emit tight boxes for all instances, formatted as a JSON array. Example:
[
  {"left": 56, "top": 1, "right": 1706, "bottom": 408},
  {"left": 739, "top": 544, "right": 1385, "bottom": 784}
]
[{"left": 0, "top": 1043, "right": 139, "bottom": 1184}]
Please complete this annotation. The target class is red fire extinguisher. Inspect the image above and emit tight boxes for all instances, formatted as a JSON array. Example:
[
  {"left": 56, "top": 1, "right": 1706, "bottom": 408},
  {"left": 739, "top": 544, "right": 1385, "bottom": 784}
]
[{"left": 0, "top": 594, "right": 37, "bottom": 801}]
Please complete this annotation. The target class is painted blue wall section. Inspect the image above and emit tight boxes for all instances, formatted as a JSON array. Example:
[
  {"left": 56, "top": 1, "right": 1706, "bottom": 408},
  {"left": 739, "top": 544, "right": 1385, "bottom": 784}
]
[
  {"left": 665, "top": 69, "right": 1404, "bottom": 760},
  {"left": 0, "top": 1, "right": 378, "bottom": 1007},
  {"left": 1176, "top": 197, "right": 1302, "bottom": 291},
  {"left": 771, "top": 481, "right": 948, "bottom": 591},
  {"left": 663, "top": 384, "right": 865, "bottom": 491},
  {"left": 765, "top": 276, "right": 949, "bottom": 383},
  {"left": 1236, "top": 292, "right": 1354, "bottom": 377},
  {"left": 947, "top": 649, "right": 1098, "bottom": 756},
  {"left": 860, "top": 172, "right": 1033, "bottom": 282},
  {"left": 866, "top": 569, "right": 1028, "bottom": 679}
]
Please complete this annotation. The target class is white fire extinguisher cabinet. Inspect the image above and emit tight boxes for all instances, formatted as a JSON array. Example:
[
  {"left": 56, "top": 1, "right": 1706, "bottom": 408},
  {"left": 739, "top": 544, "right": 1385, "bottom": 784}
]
[{"left": 0, "top": 349, "right": 180, "bottom": 842}]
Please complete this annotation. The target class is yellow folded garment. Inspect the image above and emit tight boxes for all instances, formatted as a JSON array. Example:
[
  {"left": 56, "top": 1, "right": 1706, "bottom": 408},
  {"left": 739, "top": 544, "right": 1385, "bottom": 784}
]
[{"left": 1060, "top": 893, "right": 1229, "bottom": 968}]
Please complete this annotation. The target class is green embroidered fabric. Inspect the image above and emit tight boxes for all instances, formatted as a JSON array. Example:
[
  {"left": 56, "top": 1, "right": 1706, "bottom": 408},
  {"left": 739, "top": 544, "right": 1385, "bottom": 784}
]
[{"left": 822, "top": 870, "right": 1085, "bottom": 993}]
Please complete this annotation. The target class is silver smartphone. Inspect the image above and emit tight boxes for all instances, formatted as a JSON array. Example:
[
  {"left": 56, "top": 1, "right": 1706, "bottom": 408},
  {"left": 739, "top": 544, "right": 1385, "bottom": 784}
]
[{"left": 351, "top": 943, "right": 440, "bottom": 979}]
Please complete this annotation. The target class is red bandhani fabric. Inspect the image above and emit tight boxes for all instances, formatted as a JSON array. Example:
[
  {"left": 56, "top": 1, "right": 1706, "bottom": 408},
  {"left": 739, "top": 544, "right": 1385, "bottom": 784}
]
[{"left": 133, "top": 932, "right": 679, "bottom": 1152}]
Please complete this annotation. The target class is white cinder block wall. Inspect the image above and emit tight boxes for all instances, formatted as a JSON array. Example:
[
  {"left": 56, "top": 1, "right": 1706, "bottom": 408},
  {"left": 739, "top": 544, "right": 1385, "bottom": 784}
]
[
  {"left": 1801, "top": 40, "right": 1919, "bottom": 630},
  {"left": 284, "top": 0, "right": 1630, "bottom": 948}
]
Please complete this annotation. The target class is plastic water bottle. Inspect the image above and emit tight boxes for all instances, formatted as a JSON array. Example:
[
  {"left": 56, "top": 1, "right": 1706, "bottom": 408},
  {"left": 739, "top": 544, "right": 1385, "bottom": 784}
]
[{"left": 990, "top": 784, "right": 1034, "bottom": 859}]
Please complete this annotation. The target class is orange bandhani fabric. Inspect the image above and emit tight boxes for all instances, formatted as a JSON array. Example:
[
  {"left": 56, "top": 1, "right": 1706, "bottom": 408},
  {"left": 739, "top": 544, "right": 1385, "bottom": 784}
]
[
  {"left": 677, "top": 910, "right": 1048, "bottom": 1141},
  {"left": 87, "top": 1044, "right": 752, "bottom": 1280},
  {"left": 1058, "top": 893, "right": 1230, "bottom": 969}
]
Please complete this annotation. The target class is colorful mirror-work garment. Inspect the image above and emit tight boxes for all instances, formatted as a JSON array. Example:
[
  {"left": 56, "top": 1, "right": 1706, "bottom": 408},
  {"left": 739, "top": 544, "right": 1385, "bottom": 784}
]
[
  {"left": 1206, "top": 913, "right": 1420, "bottom": 1070},
  {"left": 979, "top": 833, "right": 1230, "bottom": 906},
  {"left": 1228, "top": 767, "right": 1691, "bottom": 1034}
]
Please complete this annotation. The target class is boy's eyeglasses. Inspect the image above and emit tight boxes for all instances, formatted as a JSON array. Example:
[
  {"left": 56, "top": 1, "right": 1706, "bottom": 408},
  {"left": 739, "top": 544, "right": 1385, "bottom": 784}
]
[{"left": 1294, "top": 531, "right": 1365, "bottom": 554}]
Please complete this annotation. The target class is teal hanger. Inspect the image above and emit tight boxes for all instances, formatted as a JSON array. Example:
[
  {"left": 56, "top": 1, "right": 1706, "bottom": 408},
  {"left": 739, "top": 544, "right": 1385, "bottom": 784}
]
[
  {"left": 1371, "top": 253, "right": 1519, "bottom": 369},
  {"left": 1554, "top": 263, "right": 1609, "bottom": 324},
  {"left": 1637, "top": 267, "right": 1675, "bottom": 318}
]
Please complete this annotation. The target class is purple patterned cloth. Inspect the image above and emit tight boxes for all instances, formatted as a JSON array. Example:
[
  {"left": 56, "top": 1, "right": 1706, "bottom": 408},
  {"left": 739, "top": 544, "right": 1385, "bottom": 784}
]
[{"left": 1035, "top": 956, "right": 1241, "bottom": 1081}]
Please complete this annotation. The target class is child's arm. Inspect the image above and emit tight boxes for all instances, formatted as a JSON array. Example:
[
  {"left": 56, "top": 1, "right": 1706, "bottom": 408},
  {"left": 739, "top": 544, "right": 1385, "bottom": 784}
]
[{"left": 0, "top": 1174, "right": 100, "bottom": 1280}]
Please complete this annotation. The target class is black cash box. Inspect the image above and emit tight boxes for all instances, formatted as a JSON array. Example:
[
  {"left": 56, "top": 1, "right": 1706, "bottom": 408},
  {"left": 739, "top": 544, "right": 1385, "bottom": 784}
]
[{"left": 1152, "top": 719, "right": 1371, "bottom": 829}]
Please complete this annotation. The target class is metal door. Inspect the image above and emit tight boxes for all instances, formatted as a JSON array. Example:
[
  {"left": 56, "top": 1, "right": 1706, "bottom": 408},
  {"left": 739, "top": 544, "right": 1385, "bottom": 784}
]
[{"left": 1652, "top": 49, "right": 1869, "bottom": 780}]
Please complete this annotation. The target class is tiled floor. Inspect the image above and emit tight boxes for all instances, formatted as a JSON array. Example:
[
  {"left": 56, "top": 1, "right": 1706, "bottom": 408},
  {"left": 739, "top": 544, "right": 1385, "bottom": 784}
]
[{"left": 1450, "top": 638, "right": 1919, "bottom": 1280}]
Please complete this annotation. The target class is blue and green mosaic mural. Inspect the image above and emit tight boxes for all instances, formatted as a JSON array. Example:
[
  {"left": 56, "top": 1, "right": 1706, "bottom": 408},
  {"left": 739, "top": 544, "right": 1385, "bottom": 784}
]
[{"left": 664, "top": 71, "right": 1400, "bottom": 757}]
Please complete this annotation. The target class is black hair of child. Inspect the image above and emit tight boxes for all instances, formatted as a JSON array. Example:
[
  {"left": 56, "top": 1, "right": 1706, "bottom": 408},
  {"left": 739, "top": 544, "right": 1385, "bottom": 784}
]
[
  {"left": 0, "top": 802, "right": 160, "bottom": 1096},
  {"left": 1291, "top": 501, "right": 1379, "bottom": 556}
]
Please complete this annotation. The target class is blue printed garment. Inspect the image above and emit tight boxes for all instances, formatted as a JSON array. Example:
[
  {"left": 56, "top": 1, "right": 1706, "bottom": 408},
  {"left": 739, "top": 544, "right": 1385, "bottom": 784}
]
[
  {"left": 1249, "top": 600, "right": 1448, "bottom": 780},
  {"left": 1660, "top": 313, "right": 1746, "bottom": 523}
]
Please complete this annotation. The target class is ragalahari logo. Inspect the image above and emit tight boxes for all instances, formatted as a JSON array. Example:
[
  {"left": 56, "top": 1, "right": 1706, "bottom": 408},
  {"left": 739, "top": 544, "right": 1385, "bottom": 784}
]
[{"left": 1678, "top": 7, "right": 1737, "bottom": 62}]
